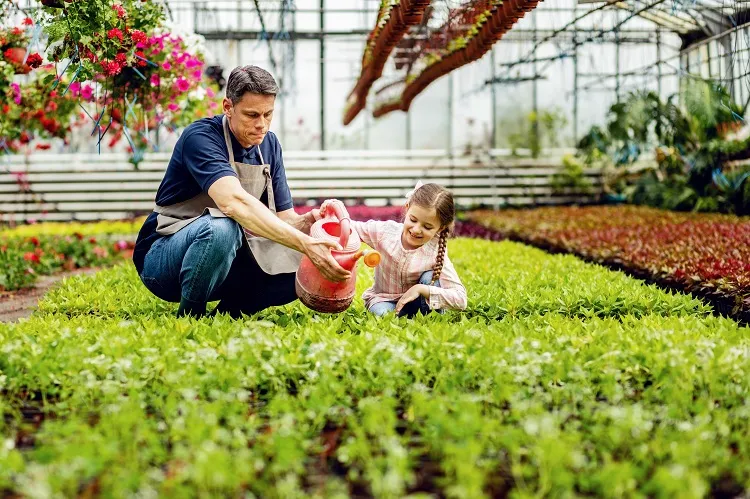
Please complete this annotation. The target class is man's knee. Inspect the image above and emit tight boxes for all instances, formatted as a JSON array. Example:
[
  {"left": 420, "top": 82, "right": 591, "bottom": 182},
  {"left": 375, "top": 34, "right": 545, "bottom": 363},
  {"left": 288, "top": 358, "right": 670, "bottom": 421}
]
[{"left": 203, "top": 216, "right": 242, "bottom": 251}]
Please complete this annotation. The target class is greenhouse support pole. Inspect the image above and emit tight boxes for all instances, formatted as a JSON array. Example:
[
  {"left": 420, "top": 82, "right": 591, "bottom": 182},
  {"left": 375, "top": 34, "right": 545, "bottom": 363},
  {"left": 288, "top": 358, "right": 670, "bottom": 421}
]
[
  {"left": 656, "top": 30, "right": 662, "bottom": 97},
  {"left": 364, "top": 112, "right": 370, "bottom": 150},
  {"left": 615, "top": 11, "right": 620, "bottom": 102},
  {"left": 572, "top": 4, "right": 579, "bottom": 144},
  {"left": 319, "top": 0, "right": 326, "bottom": 150},
  {"left": 237, "top": 1, "right": 243, "bottom": 67},
  {"left": 406, "top": 109, "right": 412, "bottom": 154},
  {"left": 448, "top": 72, "right": 455, "bottom": 158},
  {"left": 532, "top": 11, "right": 539, "bottom": 158},
  {"left": 491, "top": 46, "right": 497, "bottom": 149}
]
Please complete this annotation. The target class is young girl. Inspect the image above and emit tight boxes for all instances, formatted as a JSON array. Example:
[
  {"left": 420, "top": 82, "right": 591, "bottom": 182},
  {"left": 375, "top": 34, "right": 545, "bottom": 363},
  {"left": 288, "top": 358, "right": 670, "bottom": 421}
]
[{"left": 321, "top": 182, "right": 467, "bottom": 317}]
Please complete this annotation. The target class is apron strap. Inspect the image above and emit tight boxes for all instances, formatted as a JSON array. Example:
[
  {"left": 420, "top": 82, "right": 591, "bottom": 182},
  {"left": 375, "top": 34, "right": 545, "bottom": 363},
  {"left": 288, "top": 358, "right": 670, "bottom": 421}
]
[
  {"left": 255, "top": 135, "right": 277, "bottom": 213},
  {"left": 222, "top": 115, "right": 238, "bottom": 174},
  {"left": 264, "top": 165, "right": 276, "bottom": 213}
]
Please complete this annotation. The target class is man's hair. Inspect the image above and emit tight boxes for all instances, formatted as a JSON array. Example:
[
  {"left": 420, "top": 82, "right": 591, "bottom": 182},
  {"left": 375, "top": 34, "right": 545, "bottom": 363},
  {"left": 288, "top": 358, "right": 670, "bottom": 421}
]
[{"left": 225, "top": 65, "right": 279, "bottom": 104}]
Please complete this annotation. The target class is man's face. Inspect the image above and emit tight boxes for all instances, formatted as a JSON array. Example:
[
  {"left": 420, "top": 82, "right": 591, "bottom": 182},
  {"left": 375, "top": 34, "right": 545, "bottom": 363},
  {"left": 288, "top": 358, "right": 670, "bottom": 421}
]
[{"left": 223, "top": 93, "right": 275, "bottom": 148}]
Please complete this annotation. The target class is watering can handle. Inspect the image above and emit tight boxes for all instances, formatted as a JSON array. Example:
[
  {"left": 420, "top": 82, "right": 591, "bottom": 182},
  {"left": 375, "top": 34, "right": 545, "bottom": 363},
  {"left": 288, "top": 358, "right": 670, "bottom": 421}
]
[{"left": 324, "top": 201, "right": 351, "bottom": 249}]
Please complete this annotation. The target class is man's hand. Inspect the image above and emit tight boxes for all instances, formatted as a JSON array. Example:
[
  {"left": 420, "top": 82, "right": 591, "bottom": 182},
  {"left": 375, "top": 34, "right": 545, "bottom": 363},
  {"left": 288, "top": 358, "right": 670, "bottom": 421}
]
[
  {"left": 395, "top": 284, "right": 429, "bottom": 314},
  {"left": 302, "top": 237, "right": 351, "bottom": 282},
  {"left": 276, "top": 209, "right": 320, "bottom": 235}
]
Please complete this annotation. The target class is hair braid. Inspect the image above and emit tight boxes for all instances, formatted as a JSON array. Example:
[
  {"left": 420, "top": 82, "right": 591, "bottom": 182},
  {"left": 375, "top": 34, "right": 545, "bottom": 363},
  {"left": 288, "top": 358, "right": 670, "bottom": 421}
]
[{"left": 431, "top": 230, "right": 448, "bottom": 285}]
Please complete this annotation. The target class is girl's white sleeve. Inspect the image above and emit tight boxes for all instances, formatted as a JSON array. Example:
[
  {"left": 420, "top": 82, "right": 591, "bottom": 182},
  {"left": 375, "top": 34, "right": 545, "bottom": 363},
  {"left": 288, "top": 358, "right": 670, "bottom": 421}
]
[{"left": 427, "top": 252, "right": 468, "bottom": 310}]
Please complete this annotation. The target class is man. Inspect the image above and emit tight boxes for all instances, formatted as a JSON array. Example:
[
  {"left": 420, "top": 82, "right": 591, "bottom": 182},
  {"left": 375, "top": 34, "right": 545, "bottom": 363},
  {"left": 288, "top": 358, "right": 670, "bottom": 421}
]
[{"left": 133, "top": 65, "right": 350, "bottom": 318}]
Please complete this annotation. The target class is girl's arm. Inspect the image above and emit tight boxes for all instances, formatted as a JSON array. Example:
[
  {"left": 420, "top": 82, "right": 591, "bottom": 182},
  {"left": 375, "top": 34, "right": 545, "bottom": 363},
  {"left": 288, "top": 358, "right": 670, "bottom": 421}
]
[
  {"left": 425, "top": 254, "right": 468, "bottom": 310},
  {"left": 349, "top": 220, "right": 384, "bottom": 248}
]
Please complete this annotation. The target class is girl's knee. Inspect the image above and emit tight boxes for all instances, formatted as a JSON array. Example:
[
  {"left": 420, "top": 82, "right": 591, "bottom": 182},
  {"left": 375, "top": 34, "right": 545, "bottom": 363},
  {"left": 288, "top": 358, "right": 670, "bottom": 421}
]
[{"left": 369, "top": 302, "right": 396, "bottom": 316}]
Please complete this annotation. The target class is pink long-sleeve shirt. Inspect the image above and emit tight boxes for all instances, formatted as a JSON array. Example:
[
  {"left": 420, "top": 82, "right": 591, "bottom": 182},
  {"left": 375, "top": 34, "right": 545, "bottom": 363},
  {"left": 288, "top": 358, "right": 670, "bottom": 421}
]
[{"left": 350, "top": 220, "right": 468, "bottom": 311}]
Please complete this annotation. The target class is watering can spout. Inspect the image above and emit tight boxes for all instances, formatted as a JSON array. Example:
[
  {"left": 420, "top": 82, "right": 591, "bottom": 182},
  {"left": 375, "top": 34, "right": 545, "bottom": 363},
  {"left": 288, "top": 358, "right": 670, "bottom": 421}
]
[
  {"left": 352, "top": 249, "right": 381, "bottom": 267},
  {"left": 333, "top": 249, "right": 380, "bottom": 271}
]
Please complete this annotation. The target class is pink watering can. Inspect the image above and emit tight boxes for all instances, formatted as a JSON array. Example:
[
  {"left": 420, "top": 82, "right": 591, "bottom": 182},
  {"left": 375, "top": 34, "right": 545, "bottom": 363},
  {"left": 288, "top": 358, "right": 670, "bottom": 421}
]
[{"left": 295, "top": 203, "right": 380, "bottom": 313}]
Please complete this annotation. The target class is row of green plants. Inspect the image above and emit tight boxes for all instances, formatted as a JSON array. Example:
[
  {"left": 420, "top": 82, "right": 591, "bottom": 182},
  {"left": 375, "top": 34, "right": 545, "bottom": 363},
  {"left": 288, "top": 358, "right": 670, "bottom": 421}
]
[
  {"left": 6, "top": 238, "right": 750, "bottom": 497},
  {"left": 570, "top": 80, "right": 750, "bottom": 214},
  {"left": 0, "top": 219, "right": 139, "bottom": 291},
  {"left": 467, "top": 205, "right": 750, "bottom": 316}
]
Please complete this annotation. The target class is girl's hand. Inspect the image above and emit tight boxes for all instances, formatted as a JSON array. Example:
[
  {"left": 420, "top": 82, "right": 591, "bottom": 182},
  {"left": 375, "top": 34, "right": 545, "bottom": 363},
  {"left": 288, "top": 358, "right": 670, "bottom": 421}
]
[
  {"left": 395, "top": 284, "right": 429, "bottom": 313},
  {"left": 319, "top": 199, "right": 346, "bottom": 218}
]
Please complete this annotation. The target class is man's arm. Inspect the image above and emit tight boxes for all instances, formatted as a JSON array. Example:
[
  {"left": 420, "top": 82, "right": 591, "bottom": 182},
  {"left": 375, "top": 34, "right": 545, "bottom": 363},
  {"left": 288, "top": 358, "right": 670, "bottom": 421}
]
[
  {"left": 208, "top": 176, "right": 349, "bottom": 282},
  {"left": 277, "top": 208, "right": 322, "bottom": 235}
]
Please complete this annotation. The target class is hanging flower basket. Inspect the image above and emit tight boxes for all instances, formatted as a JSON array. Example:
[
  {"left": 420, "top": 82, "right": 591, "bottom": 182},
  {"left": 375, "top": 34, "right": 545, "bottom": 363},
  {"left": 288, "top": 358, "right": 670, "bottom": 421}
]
[
  {"left": 0, "top": 23, "right": 41, "bottom": 75},
  {"left": 43, "top": 0, "right": 166, "bottom": 83},
  {"left": 4, "top": 47, "right": 30, "bottom": 74}
]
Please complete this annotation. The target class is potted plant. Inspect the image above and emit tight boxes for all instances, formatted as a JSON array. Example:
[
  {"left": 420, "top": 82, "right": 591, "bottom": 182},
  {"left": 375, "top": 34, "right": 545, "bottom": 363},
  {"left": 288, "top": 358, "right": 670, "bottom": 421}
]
[
  {"left": 1, "top": 67, "right": 81, "bottom": 150},
  {"left": 41, "top": 0, "right": 165, "bottom": 83},
  {"left": 0, "top": 21, "right": 42, "bottom": 75}
]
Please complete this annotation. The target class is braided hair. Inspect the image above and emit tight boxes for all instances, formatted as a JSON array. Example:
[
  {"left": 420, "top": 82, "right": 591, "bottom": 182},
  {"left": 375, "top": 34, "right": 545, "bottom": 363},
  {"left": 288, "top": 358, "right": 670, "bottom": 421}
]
[
  {"left": 431, "top": 229, "right": 449, "bottom": 284},
  {"left": 407, "top": 183, "right": 455, "bottom": 286}
]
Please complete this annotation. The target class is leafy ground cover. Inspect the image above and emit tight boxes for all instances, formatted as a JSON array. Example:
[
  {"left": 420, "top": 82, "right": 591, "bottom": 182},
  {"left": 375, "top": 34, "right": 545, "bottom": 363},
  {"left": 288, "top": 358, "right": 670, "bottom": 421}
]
[
  {"left": 2, "top": 237, "right": 748, "bottom": 497},
  {"left": 467, "top": 205, "right": 750, "bottom": 320}
]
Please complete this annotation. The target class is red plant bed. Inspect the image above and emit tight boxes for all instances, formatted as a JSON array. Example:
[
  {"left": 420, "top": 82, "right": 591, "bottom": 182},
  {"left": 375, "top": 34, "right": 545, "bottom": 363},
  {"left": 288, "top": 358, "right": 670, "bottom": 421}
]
[
  {"left": 467, "top": 205, "right": 750, "bottom": 319},
  {"left": 294, "top": 205, "right": 505, "bottom": 241}
]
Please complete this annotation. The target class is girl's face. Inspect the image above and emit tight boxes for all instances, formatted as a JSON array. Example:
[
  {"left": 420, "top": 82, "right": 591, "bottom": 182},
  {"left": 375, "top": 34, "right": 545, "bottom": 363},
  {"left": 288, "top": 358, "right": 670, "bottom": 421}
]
[{"left": 402, "top": 203, "right": 442, "bottom": 249}]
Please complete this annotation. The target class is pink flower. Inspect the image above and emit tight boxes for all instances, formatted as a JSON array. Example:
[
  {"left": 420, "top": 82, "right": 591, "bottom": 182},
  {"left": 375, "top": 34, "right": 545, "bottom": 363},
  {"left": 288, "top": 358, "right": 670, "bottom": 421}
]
[
  {"left": 68, "top": 82, "right": 81, "bottom": 96},
  {"left": 81, "top": 85, "right": 94, "bottom": 101},
  {"left": 192, "top": 70, "right": 202, "bottom": 80},
  {"left": 206, "top": 88, "right": 215, "bottom": 98},
  {"left": 162, "top": 62, "right": 171, "bottom": 71},
  {"left": 150, "top": 74, "right": 160, "bottom": 87},
  {"left": 11, "top": 83, "right": 21, "bottom": 105},
  {"left": 168, "top": 103, "right": 180, "bottom": 112},
  {"left": 113, "top": 4, "right": 126, "bottom": 18},
  {"left": 174, "top": 77, "right": 190, "bottom": 92}
]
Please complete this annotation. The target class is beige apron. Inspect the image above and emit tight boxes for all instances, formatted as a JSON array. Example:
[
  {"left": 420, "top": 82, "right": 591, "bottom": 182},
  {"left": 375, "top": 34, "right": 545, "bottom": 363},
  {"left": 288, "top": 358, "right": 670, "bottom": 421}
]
[{"left": 153, "top": 116, "right": 302, "bottom": 275}]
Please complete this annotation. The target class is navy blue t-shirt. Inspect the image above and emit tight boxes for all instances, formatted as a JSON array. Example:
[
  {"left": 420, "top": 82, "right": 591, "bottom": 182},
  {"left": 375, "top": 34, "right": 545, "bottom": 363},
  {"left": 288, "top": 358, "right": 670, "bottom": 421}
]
[{"left": 133, "top": 115, "right": 293, "bottom": 274}]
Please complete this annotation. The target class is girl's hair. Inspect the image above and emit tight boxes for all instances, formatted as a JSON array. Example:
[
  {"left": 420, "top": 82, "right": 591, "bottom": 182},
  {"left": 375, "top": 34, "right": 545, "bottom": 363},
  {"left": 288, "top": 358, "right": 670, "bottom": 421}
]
[{"left": 407, "top": 183, "right": 455, "bottom": 284}]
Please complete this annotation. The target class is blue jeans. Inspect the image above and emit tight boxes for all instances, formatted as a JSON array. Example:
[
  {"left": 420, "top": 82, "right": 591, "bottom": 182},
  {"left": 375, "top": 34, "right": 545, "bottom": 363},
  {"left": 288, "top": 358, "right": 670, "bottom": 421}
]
[
  {"left": 139, "top": 214, "right": 297, "bottom": 317},
  {"left": 368, "top": 271, "right": 444, "bottom": 317}
]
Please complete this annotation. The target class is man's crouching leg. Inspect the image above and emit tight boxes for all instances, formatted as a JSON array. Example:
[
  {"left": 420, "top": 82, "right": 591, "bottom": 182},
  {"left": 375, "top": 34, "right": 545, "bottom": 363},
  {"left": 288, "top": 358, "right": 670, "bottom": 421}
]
[
  {"left": 211, "top": 250, "right": 298, "bottom": 319},
  {"left": 175, "top": 216, "right": 243, "bottom": 317},
  {"left": 141, "top": 214, "right": 242, "bottom": 318}
]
